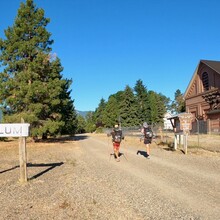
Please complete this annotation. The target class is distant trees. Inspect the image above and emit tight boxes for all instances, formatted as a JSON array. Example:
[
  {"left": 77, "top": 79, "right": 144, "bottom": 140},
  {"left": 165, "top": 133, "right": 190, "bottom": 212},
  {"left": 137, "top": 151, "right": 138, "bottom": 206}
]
[
  {"left": 134, "top": 79, "right": 149, "bottom": 125},
  {"left": 171, "top": 89, "right": 185, "bottom": 114},
  {"left": 76, "top": 115, "right": 86, "bottom": 134},
  {"left": 75, "top": 84, "right": 184, "bottom": 134},
  {"left": 90, "top": 79, "right": 170, "bottom": 129},
  {"left": 119, "top": 85, "right": 138, "bottom": 127},
  {"left": 102, "top": 95, "right": 119, "bottom": 127},
  {"left": 0, "top": 0, "right": 77, "bottom": 139}
]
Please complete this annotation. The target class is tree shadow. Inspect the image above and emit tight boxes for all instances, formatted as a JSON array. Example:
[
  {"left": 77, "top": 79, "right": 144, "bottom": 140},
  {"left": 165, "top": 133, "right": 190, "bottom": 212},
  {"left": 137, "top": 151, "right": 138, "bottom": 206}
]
[
  {"left": 72, "top": 135, "right": 89, "bottom": 141},
  {"left": 0, "top": 162, "right": 64, "bottom": 180},
  {"left": 27, "top": 162, "right": 64, "bottom": 180},
  {"left": 0, "top": 165, "right": 19, "bottom": 174},
  {"left": 33, "top": 134, "right": 88, "bottom": 143},
  {"left": 0, "top": 138, "right": 15, "bottom": 142}
]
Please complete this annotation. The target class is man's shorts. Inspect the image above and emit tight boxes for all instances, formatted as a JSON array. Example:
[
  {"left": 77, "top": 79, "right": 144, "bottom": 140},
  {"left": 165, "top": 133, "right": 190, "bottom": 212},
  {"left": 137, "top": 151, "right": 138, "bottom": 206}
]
[
  {"left": 113, "top": 142, "right": 120, "bottom": 150},
  {"left": 144, "top": 138, "right": 152, "bottom": 144}
]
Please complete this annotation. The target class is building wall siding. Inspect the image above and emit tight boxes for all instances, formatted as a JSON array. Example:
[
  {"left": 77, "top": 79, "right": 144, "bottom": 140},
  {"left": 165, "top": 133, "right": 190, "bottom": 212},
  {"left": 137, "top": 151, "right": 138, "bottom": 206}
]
[{"left": 185, "top": 61, "right": 220, "bottom": 134}]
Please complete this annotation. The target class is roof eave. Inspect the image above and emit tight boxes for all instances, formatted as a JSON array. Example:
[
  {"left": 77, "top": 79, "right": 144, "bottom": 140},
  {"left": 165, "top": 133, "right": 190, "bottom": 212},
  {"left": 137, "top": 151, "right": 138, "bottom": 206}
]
[{"left": 183, "top": 62, "right": 200, "bottom": 99}]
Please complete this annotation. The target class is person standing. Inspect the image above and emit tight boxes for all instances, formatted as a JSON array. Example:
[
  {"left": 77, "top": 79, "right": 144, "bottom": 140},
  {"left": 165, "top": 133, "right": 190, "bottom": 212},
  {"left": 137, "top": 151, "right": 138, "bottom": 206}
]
[
  {"left": 141, "top": 122, "right": 153, "bottom": 159},
  {"left": 108, "top": 124, "right": 123, "bottom": 162}
]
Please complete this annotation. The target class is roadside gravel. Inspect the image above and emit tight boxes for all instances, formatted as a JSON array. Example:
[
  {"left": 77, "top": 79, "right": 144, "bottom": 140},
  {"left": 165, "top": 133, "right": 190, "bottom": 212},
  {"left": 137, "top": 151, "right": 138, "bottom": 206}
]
[{"left": 0, "top": 134, "right": 219, "bottom": 219}]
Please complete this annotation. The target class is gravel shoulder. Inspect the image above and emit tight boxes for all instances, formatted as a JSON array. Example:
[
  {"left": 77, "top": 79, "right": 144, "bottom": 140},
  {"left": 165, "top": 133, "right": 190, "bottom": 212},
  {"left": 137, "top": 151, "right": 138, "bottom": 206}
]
[{"left": 0, "top": 134, "right": 219, "bottom": 220}]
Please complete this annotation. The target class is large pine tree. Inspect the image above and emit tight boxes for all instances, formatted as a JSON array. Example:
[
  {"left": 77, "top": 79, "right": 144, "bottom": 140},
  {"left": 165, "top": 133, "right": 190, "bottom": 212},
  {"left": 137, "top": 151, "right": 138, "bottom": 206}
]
[
  {"left": 119, "top": 85, "right": 138, "bottom": 127},
  {"left": 102, "top": 95, "right": 119, "bottom": 128},
  {"left": 134, "top": 79, "right": 149, "bottom": 125},
  {"left": 0, "top": 0, "right": 77, "bottom": 139},
  {"left": 93, "top": 98, "right": 106, "bottom": 127}
]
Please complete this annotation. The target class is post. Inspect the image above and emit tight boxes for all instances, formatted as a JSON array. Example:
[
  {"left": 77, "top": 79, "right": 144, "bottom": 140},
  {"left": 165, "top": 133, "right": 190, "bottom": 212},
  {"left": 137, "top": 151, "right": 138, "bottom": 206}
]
[
  {"left": 19, "top": 118, "right": 27, "bottom": 182},
  {"left": 196, "top": 118, "right": 200, "bottom": 148},
  {"left": 207, "top": 119, "right": 211, "bottom": 134},
  {"left": 159, "top": 126, "right": 163, "bottom": 141},
  {"left": 174, "top": 134, "right": 178, "bottom": 150},
  {"left": 183, "top": 133, "right": 188, "bottom": 154}
]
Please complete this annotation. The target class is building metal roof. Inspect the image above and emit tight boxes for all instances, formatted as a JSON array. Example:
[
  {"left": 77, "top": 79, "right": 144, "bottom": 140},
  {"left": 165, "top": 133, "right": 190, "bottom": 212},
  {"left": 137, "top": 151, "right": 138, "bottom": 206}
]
[{"left": 201, "top": 60, "right": 220, "bottom": 74}]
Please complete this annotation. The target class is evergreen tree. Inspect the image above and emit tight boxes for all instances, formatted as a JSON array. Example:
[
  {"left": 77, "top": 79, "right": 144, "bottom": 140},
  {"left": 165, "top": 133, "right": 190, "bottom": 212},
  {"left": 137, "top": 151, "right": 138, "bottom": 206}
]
[
  {"left": 93, "top": 98, "right": 106, "bottom": 127},
  {"left": 119, "top": 85, "right": 137, "bottom": 127},
  {"left": 0, "top": 0, "right": 77, "bottom": 139},
  {"left": 155, "top": 93, "right": 169, "bottom": 124},
  {"left": 102, "top": 95, "right": 119, "bottom": 127},
  {"left": 147, "top": 91, "right": 157, "bottom": 124},
  {"left": 76, "top": 114, "right": 86, "bottom": 134},
  {"left": 148, "top": 91, "right": 167, "bottom": 125},
  {"left": 85, "top": 111, "right": 96, "bottom": 133},
  {"left": 134, "top": 79, "right": 149, "bottom": 125},
  {"left": 59, "top": 78, "right": 78, "bottom": 135},
  {"left": 171, "top": 89, "right": 185, "bottom": 113}
]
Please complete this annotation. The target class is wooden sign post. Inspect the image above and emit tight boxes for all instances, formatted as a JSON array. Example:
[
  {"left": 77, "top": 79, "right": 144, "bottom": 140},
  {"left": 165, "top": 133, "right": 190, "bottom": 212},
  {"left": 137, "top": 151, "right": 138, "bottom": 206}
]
[
  {"left": 19, "top": 134, "right": 27, "bottom": 182},
  {"left": 179, "top": 113, "right": 193, "bottom": 154},
  {"left": 0, "top": 121, "right": 30, "bottom": 182}
]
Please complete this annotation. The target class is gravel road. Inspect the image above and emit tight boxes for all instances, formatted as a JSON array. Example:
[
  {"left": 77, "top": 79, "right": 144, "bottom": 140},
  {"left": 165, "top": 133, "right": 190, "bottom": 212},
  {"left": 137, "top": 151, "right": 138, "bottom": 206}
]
[{"left": 0, "top": 134, "right": 219, "bottom": 220}]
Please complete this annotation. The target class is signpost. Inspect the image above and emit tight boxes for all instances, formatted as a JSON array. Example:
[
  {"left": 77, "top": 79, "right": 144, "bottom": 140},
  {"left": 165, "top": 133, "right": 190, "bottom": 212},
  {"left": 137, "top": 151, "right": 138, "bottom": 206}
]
[
  {"left": 0, "top": 123, "right": 30, "bottom": 137},
  {"left": 178, "top": 113, "right": 193, "bottom": 154},
  {"left": 0, "top": 121, "right": 30, "bottom": 182},
  {"left": 169, "top": 112, "right": 194, "bottom": 154}
]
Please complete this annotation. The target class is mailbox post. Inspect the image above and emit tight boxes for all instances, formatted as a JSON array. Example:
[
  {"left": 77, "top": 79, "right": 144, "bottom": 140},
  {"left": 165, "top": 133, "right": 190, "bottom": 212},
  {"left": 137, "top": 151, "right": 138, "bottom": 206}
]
[
  {"left": 179, "top": 113, "right": 193, "bottom": 154},
  {"left": 168, "top": 113, "right": 193, "bottom": 154}
]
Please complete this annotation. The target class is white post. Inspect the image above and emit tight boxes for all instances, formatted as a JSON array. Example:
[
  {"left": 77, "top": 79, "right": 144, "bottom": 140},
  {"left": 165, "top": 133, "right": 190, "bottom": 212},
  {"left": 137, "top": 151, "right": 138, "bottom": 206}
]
[{"left": 174, "top": 134, "right": 178, "bottom": 150}]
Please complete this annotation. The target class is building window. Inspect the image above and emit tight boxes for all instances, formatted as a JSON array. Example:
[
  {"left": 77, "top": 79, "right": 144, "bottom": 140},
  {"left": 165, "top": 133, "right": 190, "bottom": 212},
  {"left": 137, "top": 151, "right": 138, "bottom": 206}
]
[{"left": 202, "top": 72, "right": 209, "bottom": 91}]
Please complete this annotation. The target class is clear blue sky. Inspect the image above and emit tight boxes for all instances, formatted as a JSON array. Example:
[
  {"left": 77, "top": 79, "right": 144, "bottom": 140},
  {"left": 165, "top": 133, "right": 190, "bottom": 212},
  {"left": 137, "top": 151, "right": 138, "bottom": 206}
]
[{"left": 1, "top": 0, "right": 220, "bottom": 111}]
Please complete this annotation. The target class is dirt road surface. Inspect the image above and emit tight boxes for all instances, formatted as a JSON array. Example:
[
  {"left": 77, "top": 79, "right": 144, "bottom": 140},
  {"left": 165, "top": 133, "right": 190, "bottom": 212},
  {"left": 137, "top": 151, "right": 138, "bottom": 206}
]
[{"left": 0, "top": 134, "right": 219, "bottom": 220}]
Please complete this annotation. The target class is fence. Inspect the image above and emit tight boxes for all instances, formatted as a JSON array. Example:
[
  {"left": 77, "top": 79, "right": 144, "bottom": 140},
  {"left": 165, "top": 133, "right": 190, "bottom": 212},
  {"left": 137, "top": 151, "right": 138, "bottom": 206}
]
[
  {"left": 102, "top": 119, "right": 220, "bottom": 137},
  {"left": 191, "top": 119, "right": 220, "bottom": 135}
]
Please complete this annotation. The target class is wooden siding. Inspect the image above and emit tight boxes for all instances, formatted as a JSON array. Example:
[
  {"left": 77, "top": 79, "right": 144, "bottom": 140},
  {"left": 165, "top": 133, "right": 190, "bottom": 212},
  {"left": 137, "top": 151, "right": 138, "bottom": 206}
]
[{"left": 184, "top": 60, "right": 220, "bottom": 134}]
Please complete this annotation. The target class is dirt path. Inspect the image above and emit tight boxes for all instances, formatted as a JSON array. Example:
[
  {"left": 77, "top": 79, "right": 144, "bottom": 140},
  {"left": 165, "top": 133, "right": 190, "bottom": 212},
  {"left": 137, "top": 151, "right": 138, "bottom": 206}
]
[{"left": 0, "top": 134, "right": 219, "bottom": 219}]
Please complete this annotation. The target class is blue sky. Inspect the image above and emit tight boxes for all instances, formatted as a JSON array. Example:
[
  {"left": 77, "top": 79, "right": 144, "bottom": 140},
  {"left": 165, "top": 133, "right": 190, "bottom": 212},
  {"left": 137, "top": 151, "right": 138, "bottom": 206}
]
[{"left": 1, "top": 0, "right": 220, "bottom": 111}]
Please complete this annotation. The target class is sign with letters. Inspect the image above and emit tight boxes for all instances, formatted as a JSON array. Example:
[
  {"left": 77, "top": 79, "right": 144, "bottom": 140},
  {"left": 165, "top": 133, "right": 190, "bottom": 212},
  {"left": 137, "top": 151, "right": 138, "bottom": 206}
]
[
  {"left": 179, "top": 113, "right": 193, "bottom": 134},
  {"left": 0, "top": 123, "right": 30, "bottom": 137}
]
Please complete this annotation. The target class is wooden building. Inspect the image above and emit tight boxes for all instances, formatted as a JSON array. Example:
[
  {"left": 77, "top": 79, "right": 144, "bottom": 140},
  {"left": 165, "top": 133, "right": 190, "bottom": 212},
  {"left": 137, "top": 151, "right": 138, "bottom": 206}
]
[{"left": 184, "top": 60, "right": 220, "bottom": 134}]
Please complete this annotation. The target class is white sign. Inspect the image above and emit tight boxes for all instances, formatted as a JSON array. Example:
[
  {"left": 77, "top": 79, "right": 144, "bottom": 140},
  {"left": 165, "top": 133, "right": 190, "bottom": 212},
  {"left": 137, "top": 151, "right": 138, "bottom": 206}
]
[{"left": 0, "top": 123, "right": 30, "bottom": 137}]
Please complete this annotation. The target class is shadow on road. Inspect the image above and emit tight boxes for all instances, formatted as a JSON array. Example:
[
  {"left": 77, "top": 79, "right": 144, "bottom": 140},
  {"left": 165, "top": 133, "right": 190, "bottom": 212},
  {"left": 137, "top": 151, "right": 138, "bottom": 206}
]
[
  {"left": 73, "top": 135, "right": 89, "bottom": 141},
  {"left": 28, "top": 162, "right": 64, "bottom": 180},
  {"left": 0, "top": 165, "right": 19, "bottom": 174},
  {"left": 136, "top": 150, "right": 148, "bottom": 158},
  {"left": 32, "top": 134, "right": 89, "bottom": 143},
  {"left": 0, "top": 162, "right": 64, "bottom": 180}
]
